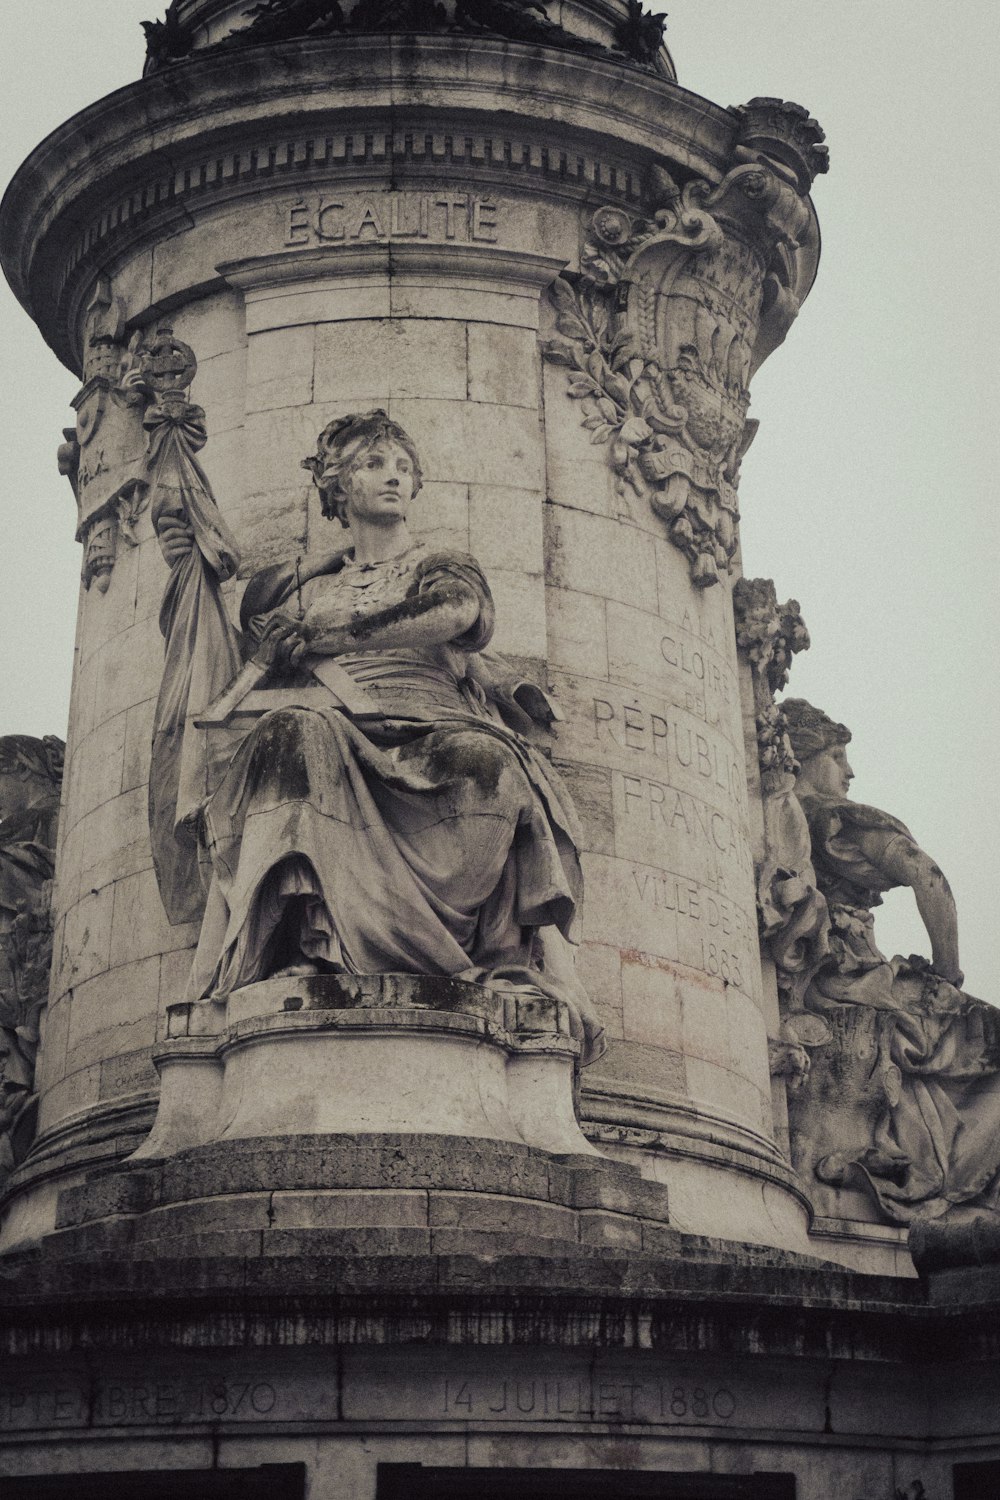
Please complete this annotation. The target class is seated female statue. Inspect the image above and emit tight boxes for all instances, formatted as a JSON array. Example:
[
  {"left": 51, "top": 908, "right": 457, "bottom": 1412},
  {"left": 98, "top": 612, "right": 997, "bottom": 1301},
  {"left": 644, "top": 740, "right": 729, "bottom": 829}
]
[{"left": 181, "top": 411, "right": 603, "bottom": 1061}]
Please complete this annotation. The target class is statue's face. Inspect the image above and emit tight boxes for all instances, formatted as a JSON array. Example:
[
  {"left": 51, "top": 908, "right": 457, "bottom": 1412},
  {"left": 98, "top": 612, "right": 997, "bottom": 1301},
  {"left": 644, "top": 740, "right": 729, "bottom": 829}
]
[
  {"left": 799, "top": 744, "right": 854, "bottom": 799},
  {"left": 341, "top": 439, "right": 416, "bottom": 528}
]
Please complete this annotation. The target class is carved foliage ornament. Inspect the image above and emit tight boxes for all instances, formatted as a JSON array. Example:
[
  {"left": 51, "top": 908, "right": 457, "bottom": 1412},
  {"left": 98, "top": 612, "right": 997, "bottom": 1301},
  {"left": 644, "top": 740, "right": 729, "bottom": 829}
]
[
  {"left": 733, "top": 575, "right": 809, "bottom": 777},
  {"left": 733, "top": 578, "right": 828, "bottom": 1007},
  {"left": 543, "top": 106, "right": 826, "bottom": 586},
  {"left": 142, "top": 0, "right": 667, "bottom": 73}
]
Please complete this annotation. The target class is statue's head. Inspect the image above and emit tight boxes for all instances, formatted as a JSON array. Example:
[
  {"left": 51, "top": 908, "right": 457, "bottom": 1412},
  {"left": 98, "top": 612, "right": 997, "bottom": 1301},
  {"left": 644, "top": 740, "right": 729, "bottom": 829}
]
[
  {"left": 0, "top": 736, "right": 64, "bottom": 822},
  {"left": 781, "top": 699, "right": 854, "bottom": 800},
  {"left": 303, "top": 410, "right": 423, "bottom": 528}
]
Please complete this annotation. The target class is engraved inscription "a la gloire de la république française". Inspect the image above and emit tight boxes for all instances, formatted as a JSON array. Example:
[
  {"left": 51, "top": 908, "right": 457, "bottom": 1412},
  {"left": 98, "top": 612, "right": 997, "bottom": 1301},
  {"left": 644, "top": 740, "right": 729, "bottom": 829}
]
[{"left": 284, "top": 193, "right": 501, "bottom": 247}]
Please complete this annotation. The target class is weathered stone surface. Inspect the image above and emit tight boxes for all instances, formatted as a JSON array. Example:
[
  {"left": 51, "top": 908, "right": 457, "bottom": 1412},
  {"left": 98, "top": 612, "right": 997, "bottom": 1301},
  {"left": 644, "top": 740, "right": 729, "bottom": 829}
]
[
  {"left": 776, "top": 699, "right": 1000, "bottom": 1268},
  {"left": 0, "top": 737, "right": 64, "bottom": 1193},
  {"left": 142, "top": 0, "right": 675, "bottom": 77}
]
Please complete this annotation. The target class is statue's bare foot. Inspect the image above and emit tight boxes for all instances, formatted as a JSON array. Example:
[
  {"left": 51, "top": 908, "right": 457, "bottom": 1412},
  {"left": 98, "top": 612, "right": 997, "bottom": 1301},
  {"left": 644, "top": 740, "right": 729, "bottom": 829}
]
[
  {"left": 271, "top": 957, "right": 347, "bottom": 979},
  {"left": 271, "top": 960, "right": 321, "bottom": 978}
]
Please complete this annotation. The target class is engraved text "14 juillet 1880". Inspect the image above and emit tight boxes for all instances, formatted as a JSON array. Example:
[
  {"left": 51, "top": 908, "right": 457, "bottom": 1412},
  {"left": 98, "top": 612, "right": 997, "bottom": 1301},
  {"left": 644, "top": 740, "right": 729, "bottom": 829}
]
[
  {"left": 284, "top": 194, "right": 501, "bottom": 247},
  {"left": 442, "top": 1378, "right": 737, "bottom": 1424}
]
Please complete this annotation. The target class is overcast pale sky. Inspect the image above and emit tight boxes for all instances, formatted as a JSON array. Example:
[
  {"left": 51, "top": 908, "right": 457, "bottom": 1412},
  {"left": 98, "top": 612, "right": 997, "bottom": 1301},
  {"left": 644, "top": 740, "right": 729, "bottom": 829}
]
[{"left": 1, "top": 2, "right": 997, "bottom": 992}]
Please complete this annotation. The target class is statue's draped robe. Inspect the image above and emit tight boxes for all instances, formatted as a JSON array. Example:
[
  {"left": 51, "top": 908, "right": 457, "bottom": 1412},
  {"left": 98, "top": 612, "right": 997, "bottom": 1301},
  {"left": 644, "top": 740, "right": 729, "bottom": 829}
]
[
  {"left": 147, "top": 398, "right": 242, "bottom": 924},
  {"left": 179, "top": 543, "right": 602, "bottom": 1060},
  {"left": 803, "top": 794, "right": 1000, "bottom": 1222}
]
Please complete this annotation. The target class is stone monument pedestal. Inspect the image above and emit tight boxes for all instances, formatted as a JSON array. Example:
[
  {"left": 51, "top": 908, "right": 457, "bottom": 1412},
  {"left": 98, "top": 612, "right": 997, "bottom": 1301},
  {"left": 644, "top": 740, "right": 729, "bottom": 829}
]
[
  {"left": 138, "top": 973, "right": 596, "bottom": 1158},
  {"left": 6, "top": 5, "right": 1000, "bottom": 1495}
]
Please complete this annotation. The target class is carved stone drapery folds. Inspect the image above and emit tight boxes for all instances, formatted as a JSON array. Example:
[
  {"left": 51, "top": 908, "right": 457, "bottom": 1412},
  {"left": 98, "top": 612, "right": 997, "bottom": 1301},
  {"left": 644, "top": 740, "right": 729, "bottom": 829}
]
[
  {"left": 139, "top": 330, "right": 243, "bottom": 927},
  {"left": 543, "top": 101, "right": 826, "bottom": 586},
  {"left": 768, "top": 696, "right": 1000, "bottom": 1258},
  {"left": 0, "top": 736, "right": 64, "bottom": 1190},
  {"left": 57, "top": 279, "right": 151, "bottom": 593}
]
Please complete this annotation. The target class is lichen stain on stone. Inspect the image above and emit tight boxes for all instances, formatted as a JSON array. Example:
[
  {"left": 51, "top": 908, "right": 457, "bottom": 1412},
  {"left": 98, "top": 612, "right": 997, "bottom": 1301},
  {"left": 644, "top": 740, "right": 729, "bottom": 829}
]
[
  {"left": 619, "top": 948, "right": 720, "bottom": 993},
  {"left": 345, "top": 591, "right": 430, "bottom": 640},
  {"left": 424, "top": 730, "right": 507, "bottom": 794},
  {"left": 249, "top": 710, "right": 312, "bottom": 800}
]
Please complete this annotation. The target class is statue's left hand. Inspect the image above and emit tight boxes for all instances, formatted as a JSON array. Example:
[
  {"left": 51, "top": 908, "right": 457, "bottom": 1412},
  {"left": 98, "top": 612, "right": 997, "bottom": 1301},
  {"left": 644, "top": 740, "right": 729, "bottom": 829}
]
[{"left": 157, "top": 514, "right": 195, "bottom": 566}]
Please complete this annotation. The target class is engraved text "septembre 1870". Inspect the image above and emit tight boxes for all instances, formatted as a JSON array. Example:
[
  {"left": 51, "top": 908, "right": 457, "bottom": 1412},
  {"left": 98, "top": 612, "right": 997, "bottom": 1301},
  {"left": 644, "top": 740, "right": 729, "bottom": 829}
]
[{"left": 284, "top": 194, "right": 500, "bottom": 246}]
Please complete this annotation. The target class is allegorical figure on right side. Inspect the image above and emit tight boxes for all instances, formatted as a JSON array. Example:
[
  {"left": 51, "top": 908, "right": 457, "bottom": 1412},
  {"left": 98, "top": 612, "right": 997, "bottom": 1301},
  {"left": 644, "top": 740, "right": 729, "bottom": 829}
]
[{"left": 783, "top": 699, "right": 1000, "bottom": 1226}]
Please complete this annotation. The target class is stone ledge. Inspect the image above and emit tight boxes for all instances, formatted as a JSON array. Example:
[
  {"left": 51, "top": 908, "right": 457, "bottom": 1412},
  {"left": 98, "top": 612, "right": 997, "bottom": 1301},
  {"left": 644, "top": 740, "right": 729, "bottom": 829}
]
[
  {"left": 50, "top": 1134, "right": 672, "bottom": 1265},
  {"left": 0, "top": 1241, "right": 965, "bottom": 1369}
]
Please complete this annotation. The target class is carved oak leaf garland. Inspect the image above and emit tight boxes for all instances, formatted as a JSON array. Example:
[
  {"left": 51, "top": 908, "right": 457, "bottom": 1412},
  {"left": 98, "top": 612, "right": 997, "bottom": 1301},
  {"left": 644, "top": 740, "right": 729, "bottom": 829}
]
[
  {"left": 543, "top": 268, "right": 737, "bottom": 588},
  {"left": 543, "top": 278, "right": 652, "bottom": 459}
]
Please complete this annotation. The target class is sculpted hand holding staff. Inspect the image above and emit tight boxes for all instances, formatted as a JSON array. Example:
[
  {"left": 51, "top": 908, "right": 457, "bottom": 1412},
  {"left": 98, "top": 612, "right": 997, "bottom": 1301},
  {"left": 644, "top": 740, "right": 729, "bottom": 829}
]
[{"left": 154, "top": 410, "right": 604, "bottom": 1063}]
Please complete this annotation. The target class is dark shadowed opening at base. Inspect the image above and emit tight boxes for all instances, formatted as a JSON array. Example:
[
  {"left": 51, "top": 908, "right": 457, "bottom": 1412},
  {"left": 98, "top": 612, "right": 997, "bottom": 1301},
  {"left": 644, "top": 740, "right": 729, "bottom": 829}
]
[
  {"left": 2, "top": 1463, "right": 306, "bottom": 1500},
  {"left": 377, "top": 1467, "right": 797, "bottom": 1499}
]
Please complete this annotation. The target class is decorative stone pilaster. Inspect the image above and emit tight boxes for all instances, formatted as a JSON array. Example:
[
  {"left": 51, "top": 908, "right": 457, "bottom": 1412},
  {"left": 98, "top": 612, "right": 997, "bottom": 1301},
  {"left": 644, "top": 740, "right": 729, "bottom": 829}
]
[{"left": 733, "top": 577, "right": 829, "bottom": 1020}]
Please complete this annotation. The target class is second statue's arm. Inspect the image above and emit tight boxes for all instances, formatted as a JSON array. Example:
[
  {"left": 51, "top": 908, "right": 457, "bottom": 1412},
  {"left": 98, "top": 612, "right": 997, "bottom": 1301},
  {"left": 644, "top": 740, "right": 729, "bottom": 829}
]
[{"left": 858, "top": 829, "right": 962, "bottom": 986}]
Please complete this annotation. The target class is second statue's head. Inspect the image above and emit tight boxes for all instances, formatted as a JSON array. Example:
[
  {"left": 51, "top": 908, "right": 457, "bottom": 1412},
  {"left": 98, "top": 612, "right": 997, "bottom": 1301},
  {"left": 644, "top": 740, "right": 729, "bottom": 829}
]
[
  {"left": 782, "top": 698, "right": 855, "bottom": 800},
  {"left": 303, "top": 410, "right": 424, "bottom": 529}
]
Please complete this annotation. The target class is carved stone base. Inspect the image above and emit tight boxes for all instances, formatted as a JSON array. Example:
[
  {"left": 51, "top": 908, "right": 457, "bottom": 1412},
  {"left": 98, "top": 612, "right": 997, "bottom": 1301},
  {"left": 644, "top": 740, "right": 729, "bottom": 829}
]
[
  {"left": 49, "top": 1129, "right": 673, "bottom": 1270},
  {"left": 135, "top": 973, "right": 596, "bottom": 1161}
]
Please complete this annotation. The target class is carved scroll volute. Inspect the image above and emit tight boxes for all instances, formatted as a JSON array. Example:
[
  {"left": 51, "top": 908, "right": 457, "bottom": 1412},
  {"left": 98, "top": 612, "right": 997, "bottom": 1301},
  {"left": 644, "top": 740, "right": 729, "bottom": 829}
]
[{"left": 542, "top": 100, "right": 825, "bottom": 588}]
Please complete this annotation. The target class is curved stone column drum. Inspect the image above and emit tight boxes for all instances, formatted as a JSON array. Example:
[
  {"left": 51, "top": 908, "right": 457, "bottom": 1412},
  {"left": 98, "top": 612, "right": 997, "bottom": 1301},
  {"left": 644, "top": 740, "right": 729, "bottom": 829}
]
[{"left": 0, "top": 0, "right": 826, "bottom": 1252}]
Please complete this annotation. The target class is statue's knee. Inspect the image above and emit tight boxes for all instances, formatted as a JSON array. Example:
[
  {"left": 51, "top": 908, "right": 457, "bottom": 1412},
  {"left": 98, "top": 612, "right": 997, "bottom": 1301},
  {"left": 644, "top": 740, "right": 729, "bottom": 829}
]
[{"left": 427, "top": 730, "right": 517, "bottom": 797}]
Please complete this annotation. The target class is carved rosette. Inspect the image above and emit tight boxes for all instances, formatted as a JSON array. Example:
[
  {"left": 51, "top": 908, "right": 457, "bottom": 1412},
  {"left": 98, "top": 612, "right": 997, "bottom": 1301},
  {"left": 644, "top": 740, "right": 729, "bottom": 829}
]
[{"left": 543, "top": 101, "right": 826, "bottom": 586}]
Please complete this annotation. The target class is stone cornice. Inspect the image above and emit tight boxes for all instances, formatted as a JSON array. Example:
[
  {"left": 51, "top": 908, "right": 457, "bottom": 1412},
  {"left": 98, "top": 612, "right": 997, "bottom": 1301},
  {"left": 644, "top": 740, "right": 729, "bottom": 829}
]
[
  {"left": 1, "top": 36, "right": 739, "bottom": 371},
  {"left": 0, "top": 1247, "right": 969, "bottom": 1364}
]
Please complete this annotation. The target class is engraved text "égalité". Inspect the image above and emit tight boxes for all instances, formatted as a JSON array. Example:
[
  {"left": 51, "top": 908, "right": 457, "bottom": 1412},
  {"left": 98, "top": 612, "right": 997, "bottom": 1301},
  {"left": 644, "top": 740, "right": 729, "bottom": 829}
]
[{"left": 284, "top": 194, "right": 500, "bottom": 247}]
